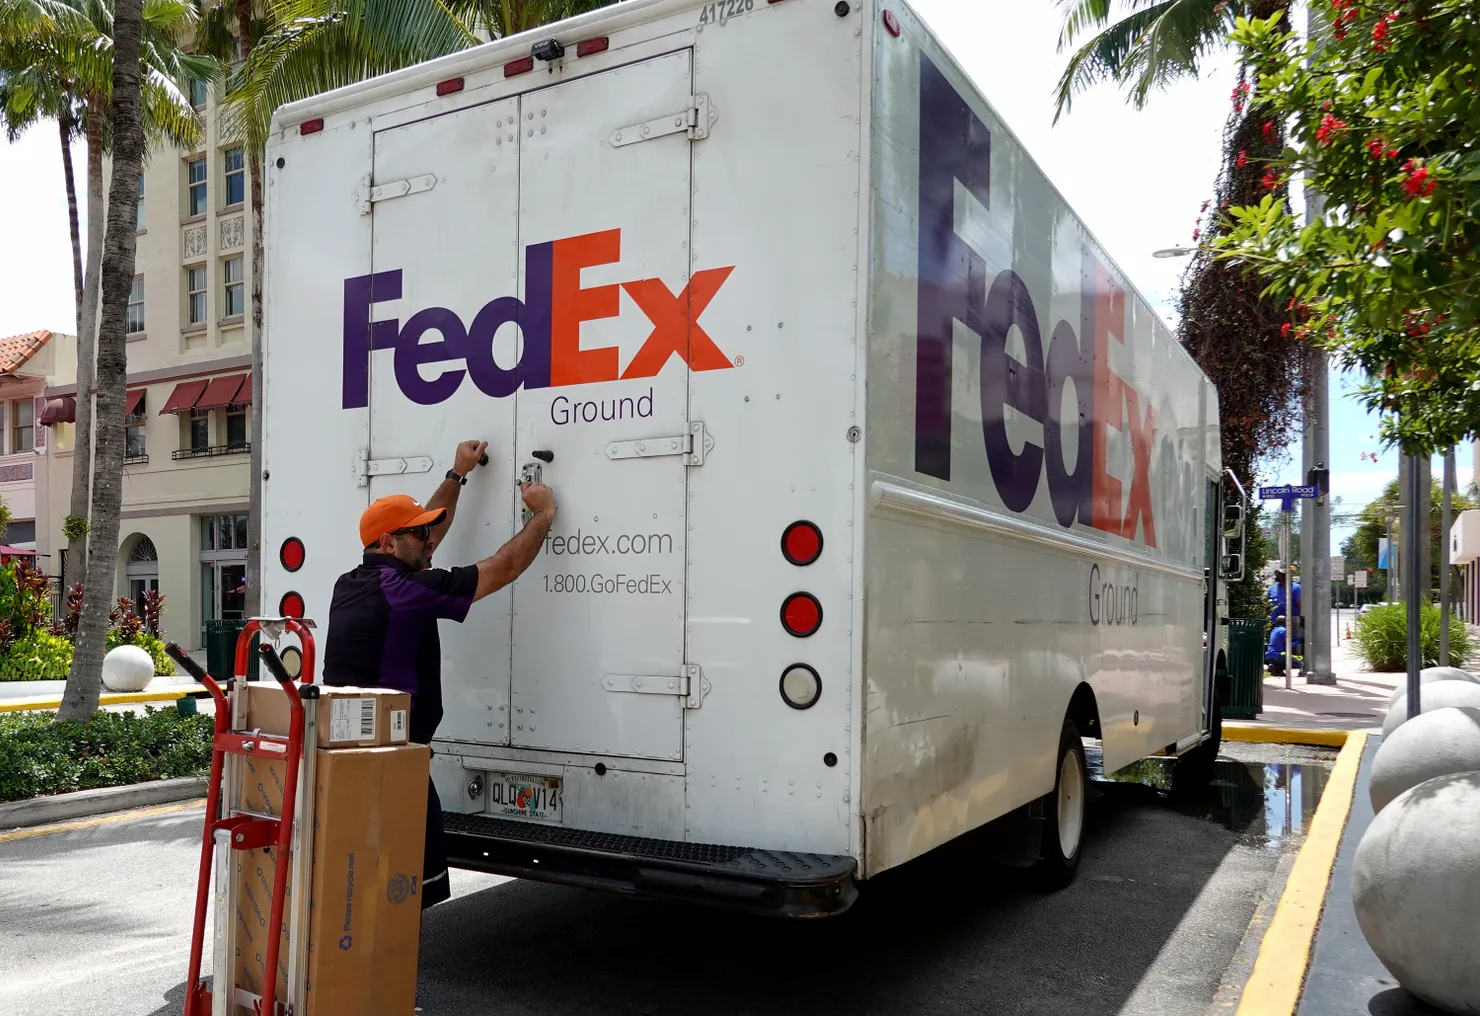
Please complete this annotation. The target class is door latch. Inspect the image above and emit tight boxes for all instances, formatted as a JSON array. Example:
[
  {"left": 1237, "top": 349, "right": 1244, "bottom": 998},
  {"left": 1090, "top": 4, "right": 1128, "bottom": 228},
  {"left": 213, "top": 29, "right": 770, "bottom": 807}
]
[
  {"left": 609, "top": 94, "right": 714, "bottom": 147},
  {"left": 356, "top": 449, "right": 434, "bottom": 488},
  {"left": 604, "top": 423, "right": 712, "bottom": 466},
  {"left": 601, "top": 665, "right": 710, "bottom": 709}
]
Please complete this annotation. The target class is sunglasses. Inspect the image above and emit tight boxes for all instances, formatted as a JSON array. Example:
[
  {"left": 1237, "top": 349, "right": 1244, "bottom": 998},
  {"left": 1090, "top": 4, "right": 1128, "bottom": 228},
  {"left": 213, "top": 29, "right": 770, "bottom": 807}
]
[{"left": 391, "top": 524, "right": 432, "bottom": 542}]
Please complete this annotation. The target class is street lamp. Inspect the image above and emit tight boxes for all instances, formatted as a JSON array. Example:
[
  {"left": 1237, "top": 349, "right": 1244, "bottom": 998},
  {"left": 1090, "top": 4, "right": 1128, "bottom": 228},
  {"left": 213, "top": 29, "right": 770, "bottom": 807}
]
[{"left": 1152, "top": 247, "right": 1192, "bottom": 259}]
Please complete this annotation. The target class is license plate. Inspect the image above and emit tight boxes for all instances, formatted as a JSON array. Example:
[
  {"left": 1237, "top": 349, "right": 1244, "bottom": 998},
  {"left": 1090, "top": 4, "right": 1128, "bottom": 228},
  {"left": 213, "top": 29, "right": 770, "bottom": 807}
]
[{"left": 486, "top": 771, "right": 562, "bottom": 823}]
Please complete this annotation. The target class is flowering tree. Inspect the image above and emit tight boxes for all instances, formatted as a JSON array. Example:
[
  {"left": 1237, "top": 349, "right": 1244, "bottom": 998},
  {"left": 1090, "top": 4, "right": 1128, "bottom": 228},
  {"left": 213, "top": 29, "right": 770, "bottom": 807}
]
[{"left": 1216, "top": 1, "right": 1480, "bottom": 454}]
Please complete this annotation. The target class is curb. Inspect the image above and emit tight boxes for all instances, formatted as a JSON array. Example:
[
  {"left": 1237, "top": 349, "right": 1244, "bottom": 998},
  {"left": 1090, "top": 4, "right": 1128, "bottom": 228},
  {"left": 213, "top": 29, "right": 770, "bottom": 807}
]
[
  {"left": 0, "top": 775, "right": 208, "bottom": 831},
  {"left": 1234, "top": 730, "right": 1368, "bottom": 1015},
  {"left": 1224, "top": 723, "right": 1355, "bottom": 748},
  {"left": 0, "top": 684, "right": 208, "bottom": 714}
]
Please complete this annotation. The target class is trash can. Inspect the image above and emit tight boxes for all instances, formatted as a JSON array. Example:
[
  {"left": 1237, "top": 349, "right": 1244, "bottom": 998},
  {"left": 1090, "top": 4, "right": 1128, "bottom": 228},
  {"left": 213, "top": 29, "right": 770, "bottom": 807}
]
[
  {"left": 204, "top": 618, "right": 260, "bottom": 681},
  {"left": 1224, "top": 618, "right": 1266, "bottom": 719}
]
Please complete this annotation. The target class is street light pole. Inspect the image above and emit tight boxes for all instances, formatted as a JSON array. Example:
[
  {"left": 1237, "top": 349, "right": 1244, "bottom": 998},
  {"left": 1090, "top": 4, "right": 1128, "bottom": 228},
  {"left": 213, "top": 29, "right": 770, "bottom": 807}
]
[
  {"left": 1441, "top": 448, "right": 1455, "bottom": 665},
  {"left": 1405, "top": 453, "right": 1423, "bottom": 715}
]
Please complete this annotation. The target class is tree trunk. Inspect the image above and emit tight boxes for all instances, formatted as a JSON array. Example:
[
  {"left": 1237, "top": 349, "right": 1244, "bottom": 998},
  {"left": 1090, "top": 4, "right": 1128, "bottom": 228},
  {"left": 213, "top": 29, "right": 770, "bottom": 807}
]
[
  {"left": 67, "top": 101, "right": 106, "bottom": 585},
  {"left": 60, "top": 113, "right": 83, "bottom": 341},
  {"left": 239, "top": 0, "right": 263, "bottom": 619},
  {"left": 58, "top": 0, "right": 146, "bottom": 721}
]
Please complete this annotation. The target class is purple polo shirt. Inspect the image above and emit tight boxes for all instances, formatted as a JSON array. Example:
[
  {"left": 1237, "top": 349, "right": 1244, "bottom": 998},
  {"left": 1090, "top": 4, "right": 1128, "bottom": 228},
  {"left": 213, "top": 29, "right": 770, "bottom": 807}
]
[{"left": 322, "top": 552, "right": 477, "bottom": 743}]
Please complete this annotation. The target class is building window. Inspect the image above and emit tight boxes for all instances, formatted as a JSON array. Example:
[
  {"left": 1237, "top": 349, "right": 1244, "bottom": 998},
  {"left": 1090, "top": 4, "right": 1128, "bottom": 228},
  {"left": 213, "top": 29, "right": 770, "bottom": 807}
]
[
  {"left": 223, "top": 256, "right": 243, "bottom": 318},
  {"left": 189, "top": 77, "right": 208, "bottom": 109},
  {"left": 189, "top": 409, "right": 210, "bottom": 451},
  {"left": 127, "top": 277, "right": 145, "bottom": 334},
  {"left": 136, "top": 174, "right": 145, "bottom": 230},
  {"left": 223, "top": 146, "right": 245, "bottom": 207},
  {"left": 201, "top": 513, "right": 249, "bottom": 635},
  {"left": 8, "top": 400, "right": 30, "bottom": 453},
  {"left": 187, "top": 155, "right": 207, "bottom": 217},
  {"left": 226, "top": 405, "right": 247, "bottom": 449},
  {"left": 186, "top": 264, "right": 207, "bottom": 326},
  {"left": 125, "top": 404, "right": 147, "bottom": 463}
]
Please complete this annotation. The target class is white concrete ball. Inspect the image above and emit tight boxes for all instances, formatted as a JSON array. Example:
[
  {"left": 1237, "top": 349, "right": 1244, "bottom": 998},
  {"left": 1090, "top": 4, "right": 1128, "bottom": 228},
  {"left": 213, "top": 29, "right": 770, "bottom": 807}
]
[
  {"left": 1353, "top": 772, "right": 1480, "bottom": 1015},
  {"left": 1383, "top": 681, "right": 1480, "bottom": 736},
  {"left": 1387, "top": 668, "right": 1480, "bottom": 705},
  {"left": 1370, "top": 707, "right": 1480, "bottom": 813},
  {"left": 101, "top": 644, "right": 156, "bottom": 692}
]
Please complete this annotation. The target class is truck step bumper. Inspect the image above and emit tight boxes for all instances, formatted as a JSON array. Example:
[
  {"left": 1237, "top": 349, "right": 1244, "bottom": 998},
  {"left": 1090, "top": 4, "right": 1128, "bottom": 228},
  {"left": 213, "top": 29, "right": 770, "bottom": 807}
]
[{"left": 442, "top": 812, "right": 858, "bottom": 918}]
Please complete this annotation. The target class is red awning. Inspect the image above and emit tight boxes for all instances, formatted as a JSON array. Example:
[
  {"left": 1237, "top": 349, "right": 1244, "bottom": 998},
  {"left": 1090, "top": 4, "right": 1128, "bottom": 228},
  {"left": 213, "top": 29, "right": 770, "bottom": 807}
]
[
  {"left": 124, "top": 389, "right": 146, "bottom": 418},
  {"left": 234, "top": 373, "right": 253, "bottom": 406},
  {"left": 194, "top": 374, "right": 247, "bottom": 411},
  {"left": 0, "top": 545, "right": 37, "bottom": 557},
  {"left": 159, "top": 379, "right": 208, "bottom": 415},
  {"left": 39, "top": 396, "right": 76, "bottom": 425}
]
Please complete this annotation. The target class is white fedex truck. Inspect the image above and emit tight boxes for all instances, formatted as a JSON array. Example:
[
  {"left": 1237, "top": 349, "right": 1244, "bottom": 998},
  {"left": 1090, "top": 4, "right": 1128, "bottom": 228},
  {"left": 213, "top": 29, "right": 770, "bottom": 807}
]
[{"left": 260, "top": 0, "right": 1245, "bottom": 916}]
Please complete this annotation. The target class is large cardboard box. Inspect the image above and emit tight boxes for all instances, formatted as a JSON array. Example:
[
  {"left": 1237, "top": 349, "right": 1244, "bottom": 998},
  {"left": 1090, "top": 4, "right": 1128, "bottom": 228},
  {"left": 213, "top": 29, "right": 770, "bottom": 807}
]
[
  {"left": 244, "top": 683, "right": 411, "bottom": 748},
  {"left": 232, "top": 743, "right": 429, "bottom": 1015}
]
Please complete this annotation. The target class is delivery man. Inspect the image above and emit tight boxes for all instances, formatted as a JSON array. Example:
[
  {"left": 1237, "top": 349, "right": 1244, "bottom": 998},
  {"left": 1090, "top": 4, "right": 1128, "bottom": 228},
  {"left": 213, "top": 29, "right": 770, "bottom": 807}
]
[{"left": 322, "top": 440, "right": 556, "bottom": 909}]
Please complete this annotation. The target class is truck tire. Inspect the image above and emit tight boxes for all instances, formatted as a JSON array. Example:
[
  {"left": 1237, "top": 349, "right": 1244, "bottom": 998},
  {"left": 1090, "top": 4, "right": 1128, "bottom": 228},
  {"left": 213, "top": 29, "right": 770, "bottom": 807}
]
[{"left": 1030, "top": 720, "right": 1087, "bottom": 890}]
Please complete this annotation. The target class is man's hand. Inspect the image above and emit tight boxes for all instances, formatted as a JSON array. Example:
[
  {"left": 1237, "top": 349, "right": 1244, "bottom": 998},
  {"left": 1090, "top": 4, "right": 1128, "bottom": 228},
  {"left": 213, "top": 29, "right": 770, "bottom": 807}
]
[
  {"left": 520, "top": 482, "right": 556, "bottom": 517},
  {"left": 454, "top": 440, "right": 488, "bottom": 476}
]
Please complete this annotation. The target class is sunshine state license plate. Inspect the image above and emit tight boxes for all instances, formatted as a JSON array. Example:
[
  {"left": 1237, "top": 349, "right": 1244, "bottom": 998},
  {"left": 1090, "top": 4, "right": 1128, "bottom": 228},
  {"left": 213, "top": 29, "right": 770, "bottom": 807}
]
[{"left": 486, "top": 771, "right": 563, "bottom": 823}]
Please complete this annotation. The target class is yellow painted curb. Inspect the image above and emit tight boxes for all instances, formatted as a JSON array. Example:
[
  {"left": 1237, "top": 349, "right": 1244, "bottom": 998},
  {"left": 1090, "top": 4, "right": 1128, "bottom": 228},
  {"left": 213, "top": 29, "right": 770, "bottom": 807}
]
[
  {"left": 1224, "top": 723, "right": 1352, "bottom": 748},
  {"left": 0, "top": 685, "right": 207, "bottom": 714},
  {"left": 0, "top": 798, "right": 205, "bottom": 844},
  {"left": 1234, "top": 729, "right": 1368, "bottom": 1016}
]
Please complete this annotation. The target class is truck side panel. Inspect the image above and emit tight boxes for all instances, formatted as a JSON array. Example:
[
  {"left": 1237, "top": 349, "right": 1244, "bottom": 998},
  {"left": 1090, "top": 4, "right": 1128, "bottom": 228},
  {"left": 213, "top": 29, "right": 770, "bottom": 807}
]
[
  {"left": 859, "top": 5, "right": 1212, "bottom": 876},
  {"left": 680, "top": 0, "right": 864, "bottom": 855}
]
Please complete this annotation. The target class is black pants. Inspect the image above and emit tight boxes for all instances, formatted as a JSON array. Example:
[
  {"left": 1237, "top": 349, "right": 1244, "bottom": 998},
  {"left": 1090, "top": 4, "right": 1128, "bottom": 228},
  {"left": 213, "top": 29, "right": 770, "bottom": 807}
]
[{"left": 423, "top": 778, "right": 451, "bottom": 909}]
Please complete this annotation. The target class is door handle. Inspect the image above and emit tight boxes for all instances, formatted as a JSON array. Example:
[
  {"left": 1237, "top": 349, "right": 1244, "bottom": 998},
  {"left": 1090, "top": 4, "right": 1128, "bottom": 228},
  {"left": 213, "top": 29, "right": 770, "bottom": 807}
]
[{"left": 518, "top": 452, "right": 553, "bottom": 524}]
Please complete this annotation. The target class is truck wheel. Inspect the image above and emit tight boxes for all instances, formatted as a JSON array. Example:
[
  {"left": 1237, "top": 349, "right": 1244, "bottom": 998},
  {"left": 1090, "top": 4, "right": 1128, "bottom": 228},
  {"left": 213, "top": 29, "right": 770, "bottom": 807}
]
[{"left": 1031, "top": 720, "right": 1086, "bottom": 890}]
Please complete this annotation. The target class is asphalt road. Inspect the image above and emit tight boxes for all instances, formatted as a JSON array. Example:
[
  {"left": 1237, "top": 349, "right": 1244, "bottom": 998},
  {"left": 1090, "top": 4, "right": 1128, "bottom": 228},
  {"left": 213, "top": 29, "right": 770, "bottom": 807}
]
[{"left": 0, "top": 753, "right": 1329, "bottom": 1016}]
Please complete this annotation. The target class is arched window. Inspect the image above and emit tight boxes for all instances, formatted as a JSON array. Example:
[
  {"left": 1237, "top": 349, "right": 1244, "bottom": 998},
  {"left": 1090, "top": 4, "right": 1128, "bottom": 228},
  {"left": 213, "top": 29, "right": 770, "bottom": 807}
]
[{"left": 123, "top": 535, "right": 160, "bottom": 615}]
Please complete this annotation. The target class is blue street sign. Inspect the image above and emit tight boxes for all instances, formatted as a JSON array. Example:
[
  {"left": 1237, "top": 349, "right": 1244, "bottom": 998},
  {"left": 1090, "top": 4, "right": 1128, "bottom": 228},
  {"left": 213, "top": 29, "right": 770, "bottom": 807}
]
[{"left": 1258, "top": 484, "right": 1320, "bottom": 512}]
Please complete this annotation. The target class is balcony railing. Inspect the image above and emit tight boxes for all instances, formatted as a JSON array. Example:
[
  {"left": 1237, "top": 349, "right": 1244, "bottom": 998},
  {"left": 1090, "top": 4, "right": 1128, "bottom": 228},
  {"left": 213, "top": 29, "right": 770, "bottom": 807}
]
[
  {"left": 123, "top": 453, "right": 149, "bottom": 465},
  {"left": 172, "top": 442, "right": 251, "bottom": 461}
]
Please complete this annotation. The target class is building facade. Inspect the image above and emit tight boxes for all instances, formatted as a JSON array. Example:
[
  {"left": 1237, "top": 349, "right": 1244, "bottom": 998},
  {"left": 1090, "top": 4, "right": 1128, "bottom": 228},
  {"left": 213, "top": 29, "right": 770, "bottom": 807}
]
[
  {"left": 37, "top": 79, "right": 255, "bottom": 651},
  {"left": 0, "top": 331, "right": 77, "bottom": 572}
]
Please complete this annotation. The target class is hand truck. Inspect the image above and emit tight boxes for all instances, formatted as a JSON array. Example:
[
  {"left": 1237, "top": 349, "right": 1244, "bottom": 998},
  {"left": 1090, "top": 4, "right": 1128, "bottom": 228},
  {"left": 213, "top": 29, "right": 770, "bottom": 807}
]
[{"left": 166, "top": 616, "right": 321, "bottom": 1016}]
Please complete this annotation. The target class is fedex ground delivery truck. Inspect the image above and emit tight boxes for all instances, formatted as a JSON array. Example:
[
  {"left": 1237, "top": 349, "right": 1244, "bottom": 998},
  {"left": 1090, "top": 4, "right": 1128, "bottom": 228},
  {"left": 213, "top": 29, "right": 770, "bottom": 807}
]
[{"left": 259, "top": 0, "right": 1246, "bottom": 916}]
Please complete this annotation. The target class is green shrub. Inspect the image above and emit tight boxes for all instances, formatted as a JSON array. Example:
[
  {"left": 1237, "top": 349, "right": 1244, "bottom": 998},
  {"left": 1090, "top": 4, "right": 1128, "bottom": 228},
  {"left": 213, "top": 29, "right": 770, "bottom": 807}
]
[
  {"left": 0, "top": 707, "right": 215, "bottom": 802},
  {"left": 1351, "top": 602, "right": 1475, "bottom": 671},
  {"left": 0, "top": 630, "right": 74, "bottom": 681}
]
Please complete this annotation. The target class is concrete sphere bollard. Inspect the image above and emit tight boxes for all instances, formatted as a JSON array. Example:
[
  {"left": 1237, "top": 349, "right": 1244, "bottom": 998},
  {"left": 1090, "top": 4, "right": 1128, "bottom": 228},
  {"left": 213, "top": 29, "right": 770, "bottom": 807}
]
[
  {"left": 1383, "top": 680, "right": 1480, "bottom": 736},
  {"left": 101, "top": 644, "right": 155, "bottom": 692},
  {"left": 1387, "top": 667, "right": 1480, "bottom": 705},
  {"left": 1370, "top": 707, "right": 1480, "bottom": 813},
  {"left": 1352, "top": 772, "right": 1480, "bottom": 1015}
]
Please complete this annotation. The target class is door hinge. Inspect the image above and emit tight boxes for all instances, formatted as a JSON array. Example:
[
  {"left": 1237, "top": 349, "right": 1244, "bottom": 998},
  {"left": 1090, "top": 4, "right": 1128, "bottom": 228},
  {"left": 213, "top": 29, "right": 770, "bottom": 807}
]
[
  {"left": 609, "top": 94, "right": 714, "bottom": 147},
  {"left": 604, "top": 422, "right": 712, "bottom": 466},
  {"left": 356, "top": 449, "right": 434, "bottom": 488},
  {"left": 602, "top": 665, "right": 710, "bottom": 709},
  {"left": 358, "top": 173, "right": 437, "bottom": 214}
]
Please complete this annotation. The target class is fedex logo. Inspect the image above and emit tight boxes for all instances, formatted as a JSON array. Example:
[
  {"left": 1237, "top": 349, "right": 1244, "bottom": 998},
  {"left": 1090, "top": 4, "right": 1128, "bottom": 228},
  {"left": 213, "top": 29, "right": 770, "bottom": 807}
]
[
  {"left": 914, "top": 55, "right": 1158, "bottom": 548},
  {"left": 342, "top": 229, "right": 735, "bottom": 408}
]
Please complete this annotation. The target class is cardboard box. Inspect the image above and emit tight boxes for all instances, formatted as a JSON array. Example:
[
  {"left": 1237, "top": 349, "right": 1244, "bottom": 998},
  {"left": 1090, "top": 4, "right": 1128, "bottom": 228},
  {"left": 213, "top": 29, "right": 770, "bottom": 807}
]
[
  {"left": 244, "top": 683, "right": 411, "bottom": 748},
  {"left": 232, "top": 744, "right": 430, "bottom": 1015}
]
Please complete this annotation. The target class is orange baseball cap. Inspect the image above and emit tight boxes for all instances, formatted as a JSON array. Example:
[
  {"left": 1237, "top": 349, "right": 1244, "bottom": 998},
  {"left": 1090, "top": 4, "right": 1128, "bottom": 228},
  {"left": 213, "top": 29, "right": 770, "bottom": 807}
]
[{"left": 360, "top": 495, "right": 447, "bottom": 548}]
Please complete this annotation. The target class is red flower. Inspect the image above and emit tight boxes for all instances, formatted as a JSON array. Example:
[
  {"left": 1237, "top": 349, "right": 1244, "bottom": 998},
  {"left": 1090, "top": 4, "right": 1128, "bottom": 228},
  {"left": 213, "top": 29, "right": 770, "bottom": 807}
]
[
  {"left": 1368, "top": 139, "right": 1384, "bottom": 158},
  {"left": 1262, "top": 169, "right": 1281, "bottom": 191},
  {"left": 1237, "top": 151, "right": 1248, "bottom": 167},
  {"left": 1387, "top": 148, "right": 1400, "bottom": 159},
  {"left": 1281, "top": 323, "right": 1292, "bottom": 338},
  {"left": 1262, "top": 120, "right": 1276, "bottom": 142},
  {"left": 1316, "top": 114, "right": 1346, "bottom": 146},
  {"left": 1403, "top": 166, "right": 1436, "bottom": 197},
  {"left": 1192, "top": 228, "right": 1201, "bottom": 240},
  {"left": 1231, "top": 81, "right": 1251, "bottom": 112}
]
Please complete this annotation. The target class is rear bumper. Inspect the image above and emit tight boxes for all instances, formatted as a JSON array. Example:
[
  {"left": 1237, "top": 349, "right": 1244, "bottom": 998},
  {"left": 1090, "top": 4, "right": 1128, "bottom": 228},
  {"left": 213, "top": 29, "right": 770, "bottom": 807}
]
[{"left": 442, "top": 812, "right": 858, "bottom": 918}]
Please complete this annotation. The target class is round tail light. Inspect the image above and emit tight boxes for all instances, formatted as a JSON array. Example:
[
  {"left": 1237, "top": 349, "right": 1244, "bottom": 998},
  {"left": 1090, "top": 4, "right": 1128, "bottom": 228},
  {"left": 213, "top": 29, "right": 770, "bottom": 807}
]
[
  {"left": 781, "top": 592, "right": 823, "bottom": 638},
  {"left": 280, "top": 537, "right": 305, "bottom": 572},
  {"left": 279, "top": 591, "right": 305, "bottom": 618},
  {"left": 781, "top": 521, "right": 823, "bottom": 566},
  {"left": 780, "top": 664, "right": 822, "bottom": 709}
]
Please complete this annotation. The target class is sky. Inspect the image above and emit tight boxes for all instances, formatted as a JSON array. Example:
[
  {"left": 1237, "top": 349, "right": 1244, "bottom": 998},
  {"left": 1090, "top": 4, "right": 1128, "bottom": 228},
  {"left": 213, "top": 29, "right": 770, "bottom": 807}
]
[{"left": 0, "top": 0, "right": 1467, "bottom": 546}]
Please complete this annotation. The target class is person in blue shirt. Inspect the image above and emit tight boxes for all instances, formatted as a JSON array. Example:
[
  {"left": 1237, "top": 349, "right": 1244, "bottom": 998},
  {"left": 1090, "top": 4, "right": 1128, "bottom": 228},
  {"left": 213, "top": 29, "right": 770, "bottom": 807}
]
[
  {"left": 1267, "top": 570, "right": 1301, "bottom": 621},
  {"left": 1265, "top": 614, "right": 1304, "bottom": 675}
]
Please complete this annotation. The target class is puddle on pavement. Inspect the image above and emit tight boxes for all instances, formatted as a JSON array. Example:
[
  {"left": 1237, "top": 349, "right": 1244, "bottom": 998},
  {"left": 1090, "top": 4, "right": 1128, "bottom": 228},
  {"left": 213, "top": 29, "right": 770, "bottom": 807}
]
[{"left": 1086, "top": 746, "right": 1332, "bottom": 853}]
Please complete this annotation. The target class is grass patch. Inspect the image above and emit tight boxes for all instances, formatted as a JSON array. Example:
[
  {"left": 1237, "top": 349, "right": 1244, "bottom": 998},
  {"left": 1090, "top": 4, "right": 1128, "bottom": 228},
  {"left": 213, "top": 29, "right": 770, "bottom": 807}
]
[
  {"left": 0, "top": 707, "right": 214, "bottom": 803},
  {"left": 1351, "top": 602, "right": 1475, "bottom": 671}
]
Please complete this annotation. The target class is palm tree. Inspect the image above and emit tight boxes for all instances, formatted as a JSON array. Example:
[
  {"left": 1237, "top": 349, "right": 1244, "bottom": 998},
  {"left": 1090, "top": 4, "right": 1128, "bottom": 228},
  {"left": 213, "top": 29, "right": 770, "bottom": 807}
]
[
  {"left": 202, "top": 0, "right": 615, "bottom": 616},
  {"left": 2, "top": 0, "right": 207, "bottom": 599},
  {"left": 58, "top": 0, "right": 148, "bottom": 720}
]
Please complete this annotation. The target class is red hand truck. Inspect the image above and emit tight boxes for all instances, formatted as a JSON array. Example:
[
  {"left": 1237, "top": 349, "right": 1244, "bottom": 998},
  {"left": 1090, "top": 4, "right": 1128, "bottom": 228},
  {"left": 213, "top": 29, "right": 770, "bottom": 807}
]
[{"left": 166, "top": 616, "right": 321, "bottom": 1016}]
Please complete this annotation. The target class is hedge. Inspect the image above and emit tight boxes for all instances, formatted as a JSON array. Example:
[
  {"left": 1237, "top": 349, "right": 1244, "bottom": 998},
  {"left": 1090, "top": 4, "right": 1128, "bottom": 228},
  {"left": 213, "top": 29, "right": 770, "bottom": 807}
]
[
  {"left": 0, "top": 631, "right": 175, "bottom": 682},
  {"left": 1351, "top": 602, "right": 1475, "bottom": 672},
  {"left": 0, "top": 707, "right": 215, "bottom": 803}
]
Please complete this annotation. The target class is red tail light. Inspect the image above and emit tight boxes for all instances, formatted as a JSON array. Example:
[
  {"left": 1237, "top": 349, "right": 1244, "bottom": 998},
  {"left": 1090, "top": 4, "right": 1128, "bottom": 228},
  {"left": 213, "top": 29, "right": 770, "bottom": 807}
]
[
  {"left": 299, "top": 118, "right": 324, "bottom": 135},
  {"left": 436, "top": 76, "right": 465, "bottom": 96},
  {"left": 781, "top": 593, "right": 823, "bottom": 638},
  {"left": 882, "top": 9, "right": 901, "bottom": 35},
  {"left": 504, "top": 56, "right": 534, "bottom": 77},
  {"left": 781, "top": 521, "right": 823, "bottom": 566},
  {"left": 279, "top": 592, "right": 305, "bottom": 619},
  {"left": 576, "top": 36, "right": 609, "bottom": 57},
  {"left": 279, "top": 537, "right": 305, "bottom": 572}
]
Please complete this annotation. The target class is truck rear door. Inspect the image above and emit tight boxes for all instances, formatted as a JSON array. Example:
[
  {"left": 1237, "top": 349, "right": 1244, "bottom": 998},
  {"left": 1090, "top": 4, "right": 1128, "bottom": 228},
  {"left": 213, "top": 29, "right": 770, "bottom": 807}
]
[{"left": 511, "top": 50, "right": 696, "bottom": 763}]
